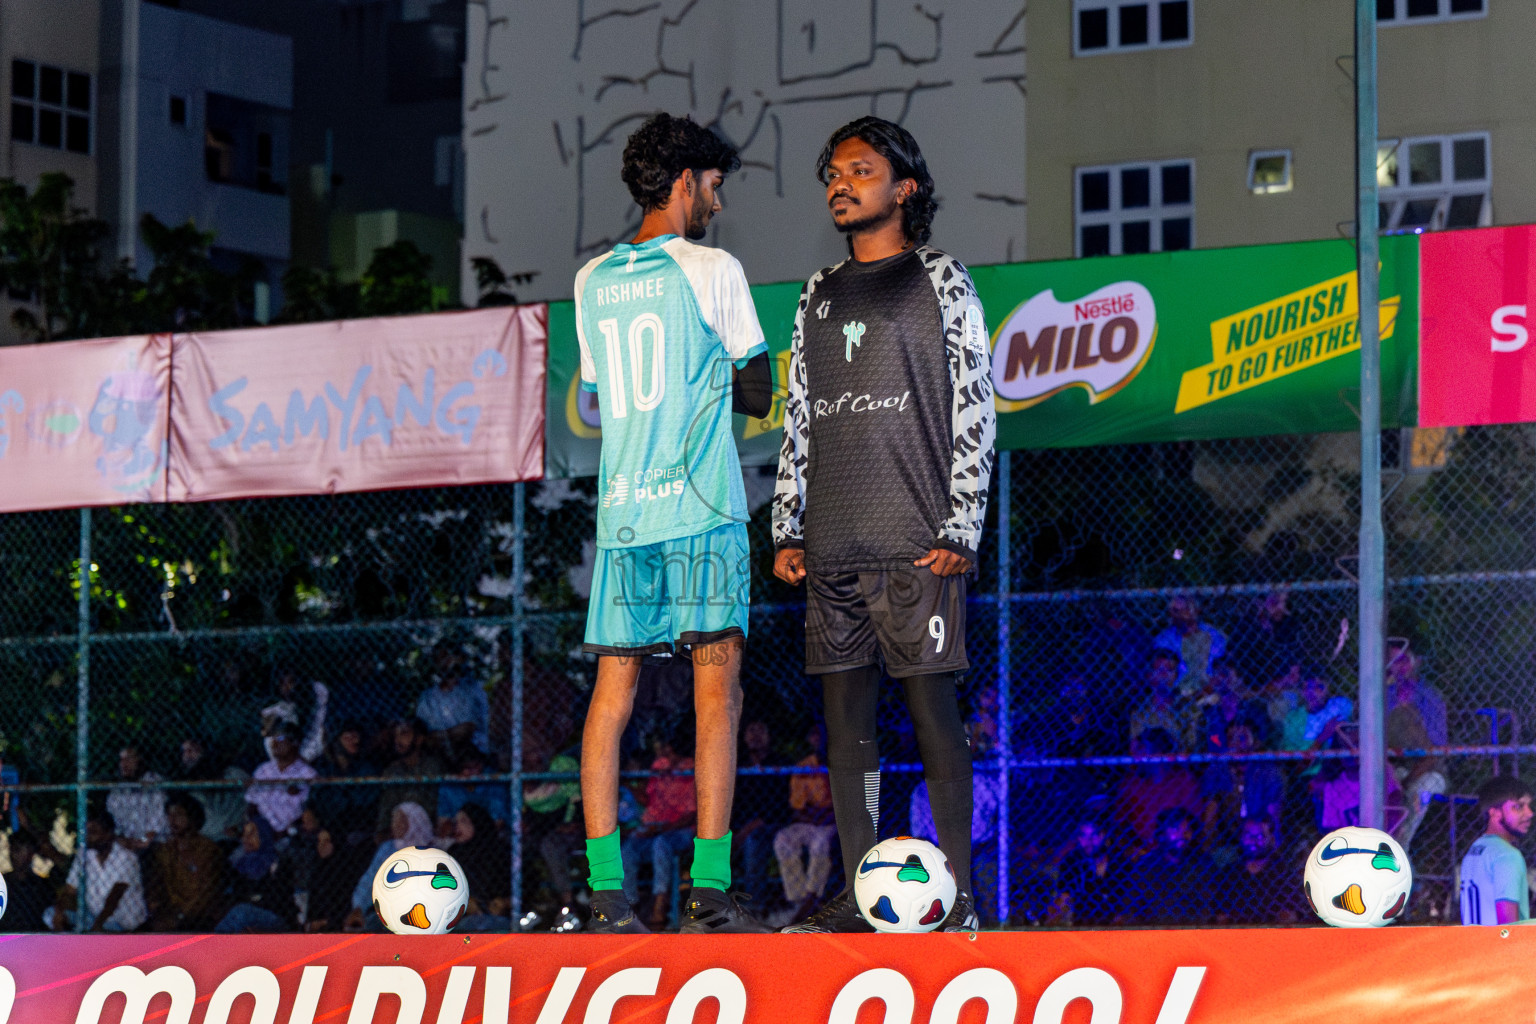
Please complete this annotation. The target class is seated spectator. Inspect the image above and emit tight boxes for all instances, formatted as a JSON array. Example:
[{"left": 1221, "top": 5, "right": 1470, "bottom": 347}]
[
  {"left": 1128, "top": 651, "right": 1187, "bottom": 751},
  {"left": 311, "top": 724, "right": 380, "bottom": 845},
  {"left": 438, "top": 748, "right": 509, "bottom": 828},
  {"left": 1215, "top": 818, "right": 1305, "bottom": 925},
  {"left": 1152, "top": 596, "right": 1228, "bottom": 700},
  {"left": 1201, "top": 717, "right": 1285, "bottom": 857},
  {"left": 416, "top": 642, "right": 490, "bottom": 761},
  {"left": 1052, "top": 816, "right": 1120, "bottom": 927},
  {"left": 1385, "top": 648, "right": 1448, "bottom": 749},
  {"left": 1128, "top": 807, "right": 1214, "bottom": 925},
  {"left": 1196, "top": 659, "right": 1269, "bottom": 751},
  {"left": 346, "top": 802, "right": 436, "bottom": 931},
  {"left": 621, "top": 732, "right": 697, "bottom": 929},
  {"left": 375, "top": 719, "right": 446, "bottom": 840},
  {"left": 449, "top": 802, "right": 512, "bottom": 932},
  {"left": 1233, "top": 589, "right": 1304, "bottom": 691},
  {"left": 912, "top": 715, "right": 1004, "bottom": 925},
  {"left": 1114, "top": 728, "right": 1200, "bottom": 857},
  {"left": 170, "top": 737, "right": 248, "bottom": 843},
  {"left": 261, "top": 664, "right": 329, "bottom": 764},
  {"left": 3, "top": 829, "right": 54, "bottom": 932},
  {"left": 773, "top": 724, "right": 836, "bottom": 922},
  {"left": 107, "top": 745, "right": 168, "bottom": 851},
  {"left": 245, "top": 724, "right": 318, "bottom": 837},
  {"left": 521, "top": 743, "right": 582, "bottom": 922},
  {"left": 1387, "top": 675, "right": 1447, "bottom": 852},
  {"left": 214, "top": 817, "right": 295, "bottom": 933},
  {"left": 146, "top": 792, "right": 225, "bottom": 931},
  {"left": 301, "top": 824, "right": 364, "bottom": 932},
  {"left": 1280, "top": 666, "right": 1353, "bottom": 754},
  {"left": 51, "top": 811, "right": 147, "bottom": 933},
  {"left": 732, "top": 720, "right": 786, "bottom": 913},
  {"left": 1313, "top": 739, "right": 1405, "bottom": 833}
]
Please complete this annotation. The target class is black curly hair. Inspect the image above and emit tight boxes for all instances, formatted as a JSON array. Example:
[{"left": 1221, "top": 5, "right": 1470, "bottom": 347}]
[
  {"left": 621, "top": 113, "right": 741, "bottom": 212},
  {"left": 815, "top": 116, "right": 938, "bottom": 247}
]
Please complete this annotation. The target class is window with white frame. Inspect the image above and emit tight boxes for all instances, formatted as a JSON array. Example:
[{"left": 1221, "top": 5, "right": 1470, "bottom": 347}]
[
  {"left": 10, "top": 59, "right": 91, "bottom": 155},
  {"left": 1377, "top": 133, "right": 1489, "bottom": 233},
  {"left": 1377, "top": 0, "right": 1485, "bottom": 25},
  {"left": 1076, "top": 160, "right": 1194, "bottom": 257},
  {"left": 1075, "top": 0, "right": 1192, "bottom": 55}
]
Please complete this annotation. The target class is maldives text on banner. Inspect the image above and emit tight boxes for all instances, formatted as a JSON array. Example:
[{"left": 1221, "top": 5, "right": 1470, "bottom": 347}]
[
  {"left": 3, "top": 928, "right": 1534, "bottom": 1024},
  {"left": 1418, "top": 224, "right": 1536, "bottom": 428},
  {"left": 0, "top": 333, "right": 170, "bottom": 513},
  {"left": 168, "top": 306, "right": 547, "bottom": 501}
]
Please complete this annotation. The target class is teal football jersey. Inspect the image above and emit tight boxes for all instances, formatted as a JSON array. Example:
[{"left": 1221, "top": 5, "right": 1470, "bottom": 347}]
[
  {"left": 1460, "top": 833, "right": 1530, "bottom": 924},
  {"left": 574, "top": 235, "right": 766, "bottom": 548}
]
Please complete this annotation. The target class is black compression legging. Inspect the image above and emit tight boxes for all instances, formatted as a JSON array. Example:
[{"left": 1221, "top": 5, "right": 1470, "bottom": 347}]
[{"left": 821, "top": 666, "right": 974, "bottom": 895}]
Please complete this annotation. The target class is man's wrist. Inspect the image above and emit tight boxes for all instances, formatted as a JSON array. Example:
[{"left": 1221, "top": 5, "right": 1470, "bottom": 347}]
[
  {"left": 775, "top": 540, "right": 805, "bottom": 552},
  {"left": 932, "top": 538, "right": 977, "bottom": 562}
]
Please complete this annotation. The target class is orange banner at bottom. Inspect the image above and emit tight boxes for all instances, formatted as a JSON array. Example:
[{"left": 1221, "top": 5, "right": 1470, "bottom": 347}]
[{"left": 0, "top": 926, "right": 1530, "bottom": 1024}]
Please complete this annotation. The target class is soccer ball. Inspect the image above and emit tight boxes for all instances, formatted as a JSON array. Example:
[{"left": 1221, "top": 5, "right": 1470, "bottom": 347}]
[
  {"left": 852, "top": 836, "right": 957, "bottom": 933},
  {"left": 1302, "top": 826, "right": 1413, "bottom": 928},
  {"left": 371, "top": 845, "right": 470, "bottom": 934}
]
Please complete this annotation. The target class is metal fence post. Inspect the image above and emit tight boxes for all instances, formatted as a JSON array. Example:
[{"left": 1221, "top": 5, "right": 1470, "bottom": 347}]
[
  {"left": 994, "top": 451, "right": 1012, "bottom": 923},
  {"left": 1355, "top": 0, "right": 1386, "bottom": 829},
  {"left": 509, "top": 481, "right": 526, "bottom": 928},
  {"left": 74, "top": 507, "right": 91, "bottom": 934}
]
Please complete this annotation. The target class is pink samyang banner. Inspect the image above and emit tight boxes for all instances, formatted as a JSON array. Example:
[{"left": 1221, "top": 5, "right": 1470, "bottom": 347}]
[
  {"left": 0, "top": 333, "right": 170, "bottom": 512},
  {"left": 168, "top": 306, "right": 546, "bottom": 501},
  {"left": 1420, "top": 224, "right": 1536, "bottom": 427}
]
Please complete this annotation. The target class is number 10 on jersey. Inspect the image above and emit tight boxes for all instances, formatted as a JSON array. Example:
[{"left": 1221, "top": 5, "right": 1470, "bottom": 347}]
[{"left": 598, "top": 314, "right": 666, "bottom": 418}]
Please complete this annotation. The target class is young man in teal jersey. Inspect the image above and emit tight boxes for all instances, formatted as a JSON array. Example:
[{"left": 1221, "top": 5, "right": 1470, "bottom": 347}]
[
  {"left": 1460, "top": 775, "right": 1533, "bottom": 925},
  {"left": 573, "top": 113, "right": 773, "bottom": 934}
]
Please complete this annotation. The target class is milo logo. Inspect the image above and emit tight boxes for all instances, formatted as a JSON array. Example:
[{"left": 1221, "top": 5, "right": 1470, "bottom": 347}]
[{"left": 990, "top": 281, "right": 1157, "bottom": 410}]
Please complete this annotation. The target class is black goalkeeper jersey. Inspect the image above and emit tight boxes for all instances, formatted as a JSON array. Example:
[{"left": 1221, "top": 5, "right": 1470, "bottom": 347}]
[{"left": 773, "top": 246, "right": 996, "bottom": 573}]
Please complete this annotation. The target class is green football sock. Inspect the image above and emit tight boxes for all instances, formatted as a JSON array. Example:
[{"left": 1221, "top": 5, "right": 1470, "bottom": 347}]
[
  {"left": 692, "top": 831, "right": 733, "bottom": 891},
  {"left": 586, "top": 829, "right": 624, "bottom": 892}
]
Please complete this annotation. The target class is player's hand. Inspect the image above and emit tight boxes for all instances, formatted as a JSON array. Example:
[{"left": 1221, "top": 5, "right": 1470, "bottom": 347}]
[
  {"left": 914, "top": 548, "right": 971, "bottom": 577},
  {"left": 774, "top": 548, "right": 807, "bottom": 585}
]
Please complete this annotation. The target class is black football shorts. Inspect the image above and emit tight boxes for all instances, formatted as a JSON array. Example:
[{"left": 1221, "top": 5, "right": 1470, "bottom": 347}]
[{"left": 803, "top": 568, "right": 968, "bottom": 678}]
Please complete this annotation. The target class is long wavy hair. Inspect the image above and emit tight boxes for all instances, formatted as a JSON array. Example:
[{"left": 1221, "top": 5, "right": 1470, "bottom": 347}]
[{"left": 815, "top": 116, "right": 938, "bottom": 247}]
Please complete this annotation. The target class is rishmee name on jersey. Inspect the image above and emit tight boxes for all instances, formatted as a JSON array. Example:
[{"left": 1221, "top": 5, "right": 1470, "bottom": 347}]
[{"left": 592, "top": 276, "right": 666, "bottom": 305}]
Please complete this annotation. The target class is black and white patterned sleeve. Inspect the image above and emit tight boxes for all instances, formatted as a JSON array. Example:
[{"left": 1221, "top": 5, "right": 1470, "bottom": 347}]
[
  {"left": 922, "top": 248, "right": 996, "bottom": 561},
  {"left": 772, "top": 276, "right": 817, "bottom": 550}
]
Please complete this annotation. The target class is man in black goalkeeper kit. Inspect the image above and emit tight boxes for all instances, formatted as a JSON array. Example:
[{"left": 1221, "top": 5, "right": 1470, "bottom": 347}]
[{"left": 773, "top": 117, "right": 996, "bottom": 932}]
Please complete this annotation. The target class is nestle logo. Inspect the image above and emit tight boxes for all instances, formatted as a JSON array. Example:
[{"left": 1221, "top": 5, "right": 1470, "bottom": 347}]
[{"left": 1074, "top": 294, "right": 1136, "bottom": 321}]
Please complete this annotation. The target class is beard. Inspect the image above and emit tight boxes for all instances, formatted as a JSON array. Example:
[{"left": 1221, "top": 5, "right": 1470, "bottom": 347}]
[
  {"left": 684, "top": 188, "right": 713, "bottom": 240},
  {"left": 832, "top": 200, "right": 900, "bottom": 236}
]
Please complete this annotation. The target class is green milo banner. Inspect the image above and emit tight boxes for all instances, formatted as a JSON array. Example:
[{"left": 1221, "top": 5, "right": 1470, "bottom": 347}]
[{"left": 544, "top": 236, "right": 1419, "bottom": 478}]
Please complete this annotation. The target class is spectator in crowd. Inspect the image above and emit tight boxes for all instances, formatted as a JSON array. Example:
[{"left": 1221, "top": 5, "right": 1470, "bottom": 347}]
[
  {"left": 1216, "top": 818, "right": 1304, "bottom": 925},
  {"left": 1281, "top": 666, "right": 1354, "bottom": 754},
  {"left": 1127, "top": 650, "right": 1187, "bottom": 751},
  {"left": 300, "top": 823, "right": 364, "bottom": 932},
  {"left": 731, "top": 720, "right": 786, "bottom": 912},
  {"left": 261, "top": 664, "right": 330, "bottom": 764},
  {"left": 912, "top": 715, "right": 1003, "bottom": 925},
  {"left": 1460, "top": 775, "right": 1533, "bottom": 926},
  {"left": 448, "top": 802, "right": 512, "bottom": 932},
  {"left": 146, "top": 792, "right": 225, "bottom": 931},
  {"left": 1313, "top": 734, "right": 1405, "bottom": 833},
  {"left": 1196, "top": 659, "right": 1269, "bottom": 752},
  {"left": 3, "top": 829, "right": 54, "bottom": 931},
  {"left": 312, "top": 724, "right": 380, "bottom": 845},
  {"left": 527, "top": 749, "right": 585, "bottom": 931},
  {"left": 1052, "top": 816, "right": 1119, "bottom": 927},
  {"left": 1051, "top": 673, "right": 1117, "bottom": 759},
  {"left": 1201, "top": 717, "right": 1285, "bottom": 858},
  {"left": 1114, "top": 727, "right": 1200, "bottom": 857},
  {"left": 1233, "top": 589, "right": 1304, "bottom": 690},
  {"left": 1152, "top": 596, "right": 1227, "bottom": 700},
  {"left": 375, "top": 718, "right": 447, "bottom": 839},
  {"left": 106, "top": 745, "right": 168, "bottom": 851},
  {"left": 416, "top": 642, "right": 490, "bottom": 760},
  {"left": 1385, "top": 648, "right": 1449, "bottom": 748},
  {"left": 170, "top": 737, "right": 248, "bottom": 844},
  {"left": 1129, "top": 806, "right": 1213, "bottom": 925},
  {"left": 621, "top": 732, "right": 697, "bottom": 929},
  {"left": 245, "top": 723, "right": 319, "bottom": 837},
  {"left": 51, "top": 811, "right": 147, "bottom": 933},
  {"left": 773, "top": 724, "right": 837, "bottom": 922},
  {"left": 214, "top": 817, "right": 294, "bottom": 933},
  {"left": 438, "top": 747, "right": 509, "bottom": 828},
  {"left": 1387, "top": 673, "right": 1447, "bottom": 853},
  {"left": 347, "top": 801, "right": 436, "bottom": 931},
  {"left": 329, "top": 654, "right": 396, "bottom": 748},
  {"left": 1084, "top": 604, "right": 1152, "bottom": 700}
]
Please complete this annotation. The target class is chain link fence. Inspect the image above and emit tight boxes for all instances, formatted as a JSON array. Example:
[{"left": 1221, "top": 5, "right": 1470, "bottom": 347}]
[{"left": 1, "top": 424, "right": 1533, "bottom": 932}]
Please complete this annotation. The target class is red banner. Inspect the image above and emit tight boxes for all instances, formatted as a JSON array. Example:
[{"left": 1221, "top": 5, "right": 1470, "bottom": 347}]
[
  {"left": 1419, "top": 225, "right": 1536, "bottom": 427},
  {"left": 0, "top": 927, "right": 1532, "bottom": 1023},
  {"left": 0, "top": 334, "right": 170, "bottom": 513},
  {"left": 168, "top": 307, "right": 546, "bottom": 502}
]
